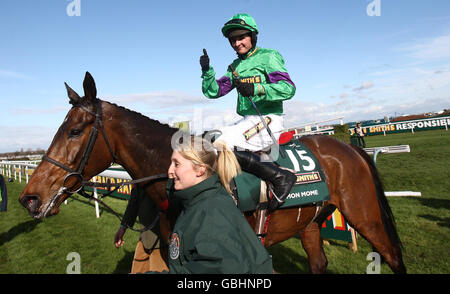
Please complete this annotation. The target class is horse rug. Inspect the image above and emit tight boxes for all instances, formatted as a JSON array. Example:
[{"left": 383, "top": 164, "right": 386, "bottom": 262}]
[{"left": 234, "top": 139, "right": 330, "bottom": 212}]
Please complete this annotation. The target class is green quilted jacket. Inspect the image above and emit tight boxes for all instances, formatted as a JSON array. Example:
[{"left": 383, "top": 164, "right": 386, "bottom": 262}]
[{"left": 165, "top": 174, "right": 273, "bottom": 274}]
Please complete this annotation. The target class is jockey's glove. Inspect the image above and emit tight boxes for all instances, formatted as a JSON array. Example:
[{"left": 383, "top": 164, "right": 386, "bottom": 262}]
[
  {"left": 200, "top": 48, "right": 210, "bottom": 71},
  {"left": 235, "top": 79, "right": 255, "bottom": 97}
]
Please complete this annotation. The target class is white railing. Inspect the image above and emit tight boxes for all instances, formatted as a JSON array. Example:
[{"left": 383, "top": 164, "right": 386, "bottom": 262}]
[
  {"left": 0, "top": 161, "right": 132, "bottom": 218},
  {"left": 363, "top": 145, "right": 411, "bottom": 155},
  {"left": 285, "top": 117, "right": 344, "bottom": 136},
  {"left": 0, "top": 161, "right": 131, "bottom": 183},
  {"left": 362, "top": 145, "right": 421, "bottom": 197}
]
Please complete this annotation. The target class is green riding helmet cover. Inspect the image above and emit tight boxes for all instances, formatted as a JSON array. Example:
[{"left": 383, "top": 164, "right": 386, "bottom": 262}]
[
  {"left": 221, "top": 13, "right": 259, "bottom": 37},
  {"left": 222, "top": 13, "right": 259, "bottom": 49}
]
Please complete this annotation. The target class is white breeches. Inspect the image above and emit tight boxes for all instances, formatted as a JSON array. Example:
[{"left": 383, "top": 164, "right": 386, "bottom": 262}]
[{"left": 215, "top": 114, "right": 284, "bottom": 152}]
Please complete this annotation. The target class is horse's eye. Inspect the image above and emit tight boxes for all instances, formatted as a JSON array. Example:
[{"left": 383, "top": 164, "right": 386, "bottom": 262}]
[{"left": 69, "top": 129, "right": 82, "bottom": 137}]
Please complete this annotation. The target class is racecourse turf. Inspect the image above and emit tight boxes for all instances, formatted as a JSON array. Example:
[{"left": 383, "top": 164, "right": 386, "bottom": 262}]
[{"left": 0, "top": 129, "right": 449, "bottom": 274}]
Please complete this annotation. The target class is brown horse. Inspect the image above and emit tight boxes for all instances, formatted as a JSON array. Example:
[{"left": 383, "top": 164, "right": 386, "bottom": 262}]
[{"left": 19, "top": 72, "right": 406, "bottom": 274}]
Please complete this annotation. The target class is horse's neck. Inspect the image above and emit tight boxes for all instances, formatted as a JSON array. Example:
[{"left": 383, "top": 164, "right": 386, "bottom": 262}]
[{"left": 103, "top": 102, "right": 176, "bottom": 179}]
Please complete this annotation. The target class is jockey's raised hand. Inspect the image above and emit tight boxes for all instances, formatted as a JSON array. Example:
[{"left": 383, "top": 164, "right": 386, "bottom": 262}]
[{"left": 200, "top": 48, "right": 210, "bottom": 71}]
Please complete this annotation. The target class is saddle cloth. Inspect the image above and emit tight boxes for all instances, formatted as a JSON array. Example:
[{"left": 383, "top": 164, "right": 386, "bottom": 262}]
[{"left": 234, "top": 139, "right": 330, "bottom": 212}]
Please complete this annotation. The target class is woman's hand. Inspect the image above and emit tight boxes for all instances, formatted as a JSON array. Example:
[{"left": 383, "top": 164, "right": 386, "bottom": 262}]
[{"left": 114, "top": 226, "right": 126, "bottom": 248}]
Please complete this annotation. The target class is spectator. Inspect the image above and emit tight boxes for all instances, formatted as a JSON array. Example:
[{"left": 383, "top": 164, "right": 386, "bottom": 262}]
[
  {"left": 114, "top": 185, "right": 168, "bottom": 273},
  {"left": 354, "top": 122, "right": 366, "bottom": 148}
]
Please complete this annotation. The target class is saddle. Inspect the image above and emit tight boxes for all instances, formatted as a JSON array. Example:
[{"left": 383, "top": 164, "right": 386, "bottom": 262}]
[{"left": 230, "top": 141, "right": 331, "bottom": 245}]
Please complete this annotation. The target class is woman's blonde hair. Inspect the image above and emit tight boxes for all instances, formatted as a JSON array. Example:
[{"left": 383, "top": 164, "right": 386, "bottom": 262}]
[{"left": 173, "top": 135, "right": 241, "bottom": 195}]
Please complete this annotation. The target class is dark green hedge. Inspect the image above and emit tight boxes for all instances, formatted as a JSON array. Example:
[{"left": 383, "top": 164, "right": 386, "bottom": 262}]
[{"left": 331, "top": 124, "right": 350, "bottom": 144}]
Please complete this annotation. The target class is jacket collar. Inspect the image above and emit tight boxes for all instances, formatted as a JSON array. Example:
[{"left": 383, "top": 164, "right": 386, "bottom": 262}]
[
  {"left": 238, "top": 47, "right": 258, "bottom": 60},
  {"left": 171, "top": 174, "right": 221, "bottom": 208}
]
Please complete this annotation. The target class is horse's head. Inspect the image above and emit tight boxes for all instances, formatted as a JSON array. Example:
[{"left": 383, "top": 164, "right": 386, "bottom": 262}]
[{"left": 19, "top": 72, "right": 116, "bottom": 218}]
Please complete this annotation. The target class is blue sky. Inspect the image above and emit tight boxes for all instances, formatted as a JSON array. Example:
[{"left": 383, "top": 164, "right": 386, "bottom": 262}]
[{"left": 1, "top": 0, "right": 450, "bottom": 152}]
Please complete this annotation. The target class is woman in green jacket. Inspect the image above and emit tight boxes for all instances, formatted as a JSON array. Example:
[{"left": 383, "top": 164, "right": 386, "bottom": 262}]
[
  {"left": 164, "top": 136, "right": 273, "bottom": 274},
  {"left": 200, "top": 13, "right": 297, "bottom": 213}
]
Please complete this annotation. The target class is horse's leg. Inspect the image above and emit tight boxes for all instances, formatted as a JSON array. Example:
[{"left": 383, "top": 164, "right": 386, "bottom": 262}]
[
  {"left": 345, "top": 214, "right": 405, "bottom": 273},
  {"left": 336, "top": 177, "right": 406, "bottom": 274},
  {"left": 300, "top": 222, "right": 327, "bottom": 274},
  {"left": 341, "top": 206, "right": 406, "bottom": 273},
  {"left": 298, "top": 203, "right": 336, "bottom": 274},
  {"left": 260, "top": 207, "right": 328, "bottom": 273}
]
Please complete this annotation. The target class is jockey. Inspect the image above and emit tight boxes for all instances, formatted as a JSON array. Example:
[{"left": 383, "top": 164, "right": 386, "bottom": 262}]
[{"left": 199, "top": 13, "right": 297, "bottom": 213}]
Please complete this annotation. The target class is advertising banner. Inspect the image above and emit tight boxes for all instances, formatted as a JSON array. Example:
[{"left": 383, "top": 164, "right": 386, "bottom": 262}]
[
  {"left": 350, "top": 116, "right": 450, "bottom": 136},
  {"left": 173, "top": 121, "right": 190, "bottom": 133}
]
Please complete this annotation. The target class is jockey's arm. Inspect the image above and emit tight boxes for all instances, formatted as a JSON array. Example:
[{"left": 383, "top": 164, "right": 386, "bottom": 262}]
[
  {"left": 252, "top": 51, "right": 296, "bottom": 103},
  {"left": 201, "top": 67, "right": 234, "bottom": 99},
  {"left": 201, "top": 50, "right": 295, "bottom": 102}
]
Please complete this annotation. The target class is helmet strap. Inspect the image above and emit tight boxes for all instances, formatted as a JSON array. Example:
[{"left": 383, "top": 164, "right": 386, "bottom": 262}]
[{"left": 251, "top": 31, "right": 258, "bottom": 48}]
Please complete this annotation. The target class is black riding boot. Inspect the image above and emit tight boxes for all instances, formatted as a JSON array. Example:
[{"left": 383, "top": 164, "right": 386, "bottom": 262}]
[{"left": 233, "top": 150, "right": 297, "bottom": 213}]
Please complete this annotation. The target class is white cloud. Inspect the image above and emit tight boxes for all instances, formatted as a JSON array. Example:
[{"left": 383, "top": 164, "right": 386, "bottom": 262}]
[
  {"left": 103, "top": 91, "right": 205, "bottom": 110},
  {"left": 285, "top": 37, "right": 450, "bottom": 125},
  {"left": 0, "top": 126, "right": 56, "bottom": 153},
  {"left": 353, "top": 81, "right": 374, "bottom": 92},
  {"left": 13, "top": 106, "right": 67, "bottom": 115},
  {"left": 283, "top": 95, "right": 449, "bottom": 128},
  {"left": 395, "top": 34, "right": 450, "bottom": 60},
  {"left": 0, "top": 70, "right": 32, "bottom": 80}
]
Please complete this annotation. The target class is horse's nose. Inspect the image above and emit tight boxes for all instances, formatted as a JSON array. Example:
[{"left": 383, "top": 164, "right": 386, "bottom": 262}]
[{"left": 19, "top": 195, "right": 41, "bottom": 217}]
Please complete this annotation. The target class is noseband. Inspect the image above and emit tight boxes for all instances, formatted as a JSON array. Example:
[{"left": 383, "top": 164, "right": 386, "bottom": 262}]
[{"left": 42, "top": 99, "right": 117, "bottom": 195}]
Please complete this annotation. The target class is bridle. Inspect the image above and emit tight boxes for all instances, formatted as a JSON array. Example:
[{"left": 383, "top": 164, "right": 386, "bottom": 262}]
[
  {"left": 42, "top": 98, "right": 117, "bottom": 195},
  {"left": 39, "top": 98, "right": 168, "bottom": 220}
]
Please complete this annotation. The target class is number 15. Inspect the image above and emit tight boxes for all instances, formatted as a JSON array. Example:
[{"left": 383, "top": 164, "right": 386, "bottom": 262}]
[{"left": 285, "top": 149, "right": 315, "bottom": 172}]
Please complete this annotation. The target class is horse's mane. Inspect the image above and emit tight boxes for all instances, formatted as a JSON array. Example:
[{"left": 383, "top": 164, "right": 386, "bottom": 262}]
[{"left": 103, "top": 100, "right": 177, "bottom": 132}]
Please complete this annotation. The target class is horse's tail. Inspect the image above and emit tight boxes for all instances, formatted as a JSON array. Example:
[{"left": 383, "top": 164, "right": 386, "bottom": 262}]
[{"left": 350, "top": 145, "right": 404, "bottom": 250}]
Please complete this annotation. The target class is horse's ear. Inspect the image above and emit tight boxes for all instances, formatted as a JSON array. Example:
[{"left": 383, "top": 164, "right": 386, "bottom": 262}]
[
  {"left": 65, "top": 82, "right": 80, "bottom": 105},
  {"left": 83, "top": 71, "right": 97, "bottom": 102}
]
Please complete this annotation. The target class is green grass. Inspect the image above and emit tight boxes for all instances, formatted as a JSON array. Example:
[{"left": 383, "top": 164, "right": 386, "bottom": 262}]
[
  {"left": 1, "top": 130, "right": 449, "bottom": 274},
  {"left": 0, "top": 184, "right": 139, "bottom": 274}
]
